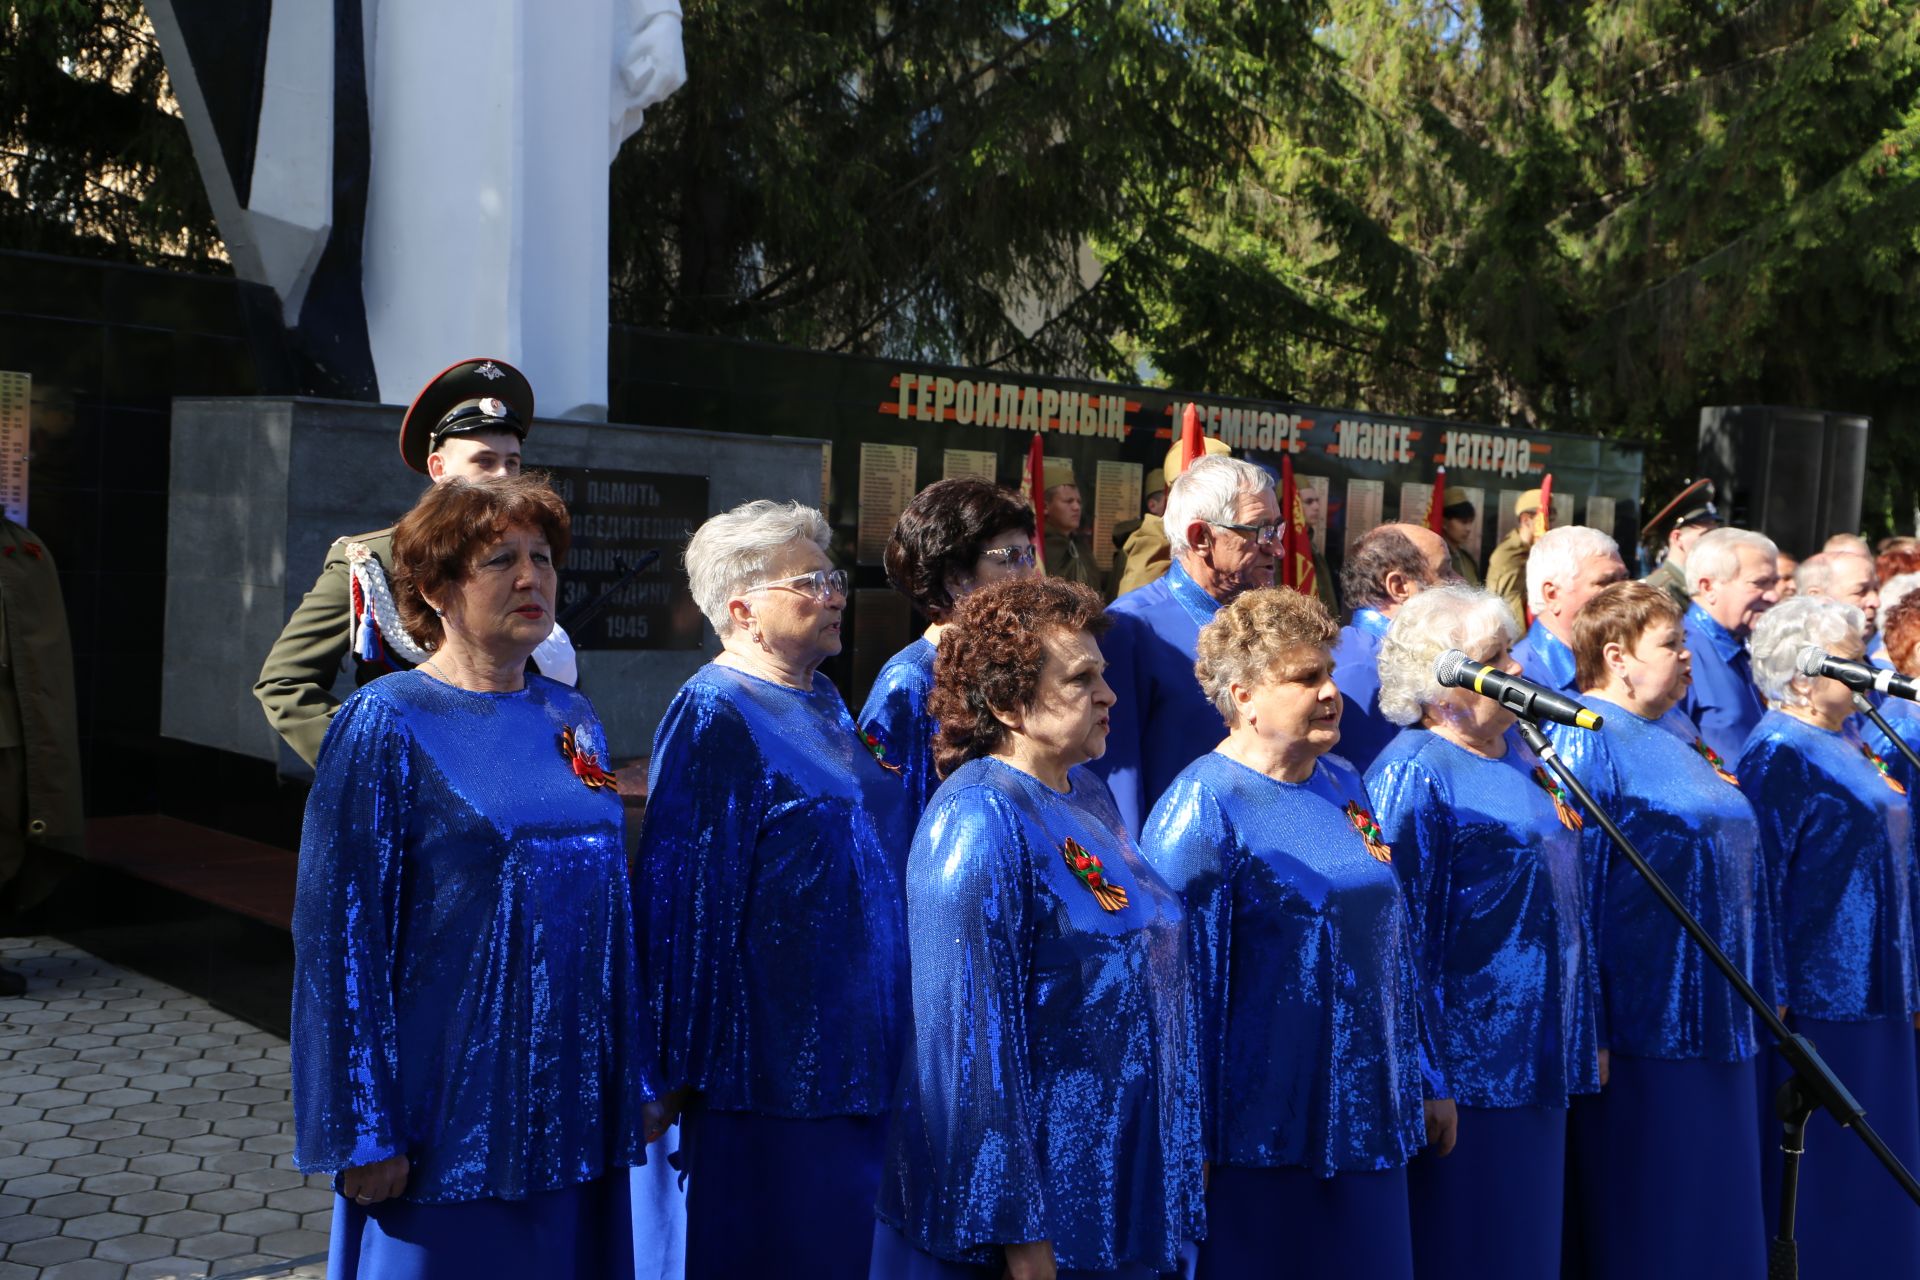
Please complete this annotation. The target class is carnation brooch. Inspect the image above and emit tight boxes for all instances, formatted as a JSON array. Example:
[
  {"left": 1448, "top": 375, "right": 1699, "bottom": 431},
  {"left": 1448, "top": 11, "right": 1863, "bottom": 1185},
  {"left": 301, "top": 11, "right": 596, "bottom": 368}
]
[
  {"left": 1531, "top": 765, "right": 1585, "bottom": 831},
  {"left": 1061, "top": 837, "right": 1128, "bottom": 912},
  {"left": 1691, "top": 738, "right": 1740, "bottom": 786},
  {"left": 1343, "top": 801, "right": 1393, "bottom": 864},
  {"left": 1860, "top": 743, "right": 1909, "bottom": 796},
  {"left": 859, "top": 729, "right": 903, "bottom": 776},
  {"left": 560, "top": 724, "right": 619, "bottom": 792}
]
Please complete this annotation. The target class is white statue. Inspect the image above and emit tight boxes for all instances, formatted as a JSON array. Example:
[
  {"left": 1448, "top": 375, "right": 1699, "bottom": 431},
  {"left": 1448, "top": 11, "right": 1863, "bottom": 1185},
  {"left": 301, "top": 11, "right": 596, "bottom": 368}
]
[{"left": 149, "top": 0, "right": 688, "bottom": 420}]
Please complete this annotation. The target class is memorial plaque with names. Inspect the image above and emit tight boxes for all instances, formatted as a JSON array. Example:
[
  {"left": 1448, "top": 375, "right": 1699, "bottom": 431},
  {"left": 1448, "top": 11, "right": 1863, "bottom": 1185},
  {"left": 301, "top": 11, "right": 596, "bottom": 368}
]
[
  {"left": 0, "top": 372, "right": 28, "bottom": 525},
  {"left": 1585, "top": 495, "right": 1618, "bottom": 540},
  {"left": 942, "top": 448, "right": 998, "bottom": 484},
  {"left": 858, "top": 442, "right": 919, "bottom": 565},
  {"left": 1344, "top": 479, "right": 1385, "bottom": 554},
  {"left": 1398, "top": 481, "right": 1436, "bottom": 527},
  {"left": 545, "top": 466, "right": 707, "bottom": 650},
  {"left": 1092, "top": 459, "right": 1143, "bottom": 570}
]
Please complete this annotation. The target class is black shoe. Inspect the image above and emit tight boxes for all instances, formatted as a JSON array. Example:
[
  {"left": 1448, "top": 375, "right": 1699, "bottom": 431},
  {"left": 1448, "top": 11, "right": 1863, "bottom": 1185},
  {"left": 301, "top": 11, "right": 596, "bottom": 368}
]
[{"left": 0, "top": 965, "right": 26, "bottom": 997}]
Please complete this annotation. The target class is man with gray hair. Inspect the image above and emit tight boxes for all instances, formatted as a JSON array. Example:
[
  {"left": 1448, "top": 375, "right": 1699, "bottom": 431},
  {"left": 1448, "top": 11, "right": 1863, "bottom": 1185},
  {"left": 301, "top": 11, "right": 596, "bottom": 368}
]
[
  {"left": 1091, "top": 454, "right": 1278, "bottom": 834},
  {"left": 1679, "top": 526, "right": 1782, "bottom": 761},
  {"left": 1329, "top": 523, "right": 1456, "bottom": 770},
  {"left": 1514, "top": 526, "right": 1628, "bottom": 694},
  {"left": 1796, "top": 550, "right": 1881, "bottom": 638}
]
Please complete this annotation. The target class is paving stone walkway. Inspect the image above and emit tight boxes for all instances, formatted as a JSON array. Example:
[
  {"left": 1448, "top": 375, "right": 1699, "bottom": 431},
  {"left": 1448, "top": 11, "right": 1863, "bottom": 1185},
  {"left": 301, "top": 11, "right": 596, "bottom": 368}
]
[{"left": 0, "top": 936, "right": 329, "bottom": 1280}]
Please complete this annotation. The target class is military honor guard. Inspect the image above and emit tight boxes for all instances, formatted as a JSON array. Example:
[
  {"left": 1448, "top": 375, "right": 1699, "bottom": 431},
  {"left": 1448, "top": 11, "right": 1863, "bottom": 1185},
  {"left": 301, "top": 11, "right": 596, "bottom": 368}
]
[
  {"left": 1639, "top": 480, "right": 1721, "bottom": 609},
  {"left": 253, "top": 358, "right": 577, "bottom": 765},
  {"left": 1484, "top": 488, "right": 1542, "bottom": 627}
]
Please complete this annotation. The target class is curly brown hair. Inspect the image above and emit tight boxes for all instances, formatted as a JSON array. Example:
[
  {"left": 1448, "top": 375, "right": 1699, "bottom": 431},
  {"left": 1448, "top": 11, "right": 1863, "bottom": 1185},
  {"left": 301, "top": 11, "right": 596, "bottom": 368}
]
[
  {"left": 884, "top": 478, "right": 1037, "bottom": 620},
  {"left": 1885, "top": 594, "right": 1920, "bottom": 676},
  {"left": 1194, "top": 588, "right": 1338, "bottom": 726},
  {"left": 928, "top": 576, "right": 1109, "bottom": 779},
  {"left": 392, "top": 473, "right": 572, "bottom": 649}
]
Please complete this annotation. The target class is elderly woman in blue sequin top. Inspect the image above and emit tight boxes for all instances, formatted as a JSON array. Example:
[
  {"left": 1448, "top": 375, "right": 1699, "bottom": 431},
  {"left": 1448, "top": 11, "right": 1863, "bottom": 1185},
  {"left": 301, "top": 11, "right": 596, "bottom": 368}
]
[
  {"left": 860, "top": 477, "right": 1038, "bottom": 821},
  {"left": 872, "top": 575, "right": 1203, "bottom": 1280},
  {"left": 1364, "top": 584, "right": 1603, "bottom": 1280},
  {"left": 1738, "top": 595, "right": 1920, "bottom": 1278},
  {"left": 1545, "top": 582, "right": 1772, "bottom": 1280},
  {"left": 292, "top": 475, "right": 657, "bottom": 1280},
  {"left": 1142, "top": 587, "right": 1454, "bottom": 1280},
  {"left": 640, "top": 499, "right": 912, "bottom": 1280}
]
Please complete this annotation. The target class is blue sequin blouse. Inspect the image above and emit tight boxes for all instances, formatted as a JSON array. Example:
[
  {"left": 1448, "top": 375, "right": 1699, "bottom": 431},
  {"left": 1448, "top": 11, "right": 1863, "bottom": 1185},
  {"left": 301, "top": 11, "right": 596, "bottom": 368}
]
[
  {"left": 1366, "top": 727, "right": 1601, "bottom": 1108},
  {"left": 1737, "top": 710, "right": 1918, "bottom": 1022},
  {"left": 877, "top": 758, "right": 1204, "bottom": 1272},
  {"left": 1330, "top": 608, "right": 1398, "bottom": 772},
  {"left": 857, "top": 636, "right": 940, "bottom": 825},
  {"left": 291, "top": 673, "right": 650, "bottom": 1203},
  {"left": 1513, "top": 621, "right": 1578, "bottom": 696},
  {"left": 640, "top": 663, "right": 910, "bottom": 1116},
  {"left": 1142, "top": 751, "right": 1434, "bottom": 1176},
  {"left": 1547, "top": 701, "right": 1772, "bottom": 1061}
]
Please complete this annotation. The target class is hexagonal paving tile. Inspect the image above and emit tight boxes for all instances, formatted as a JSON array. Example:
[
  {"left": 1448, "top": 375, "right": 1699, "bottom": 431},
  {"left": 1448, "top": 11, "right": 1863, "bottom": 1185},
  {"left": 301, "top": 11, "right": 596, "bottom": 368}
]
[
  {"left": 38, "top": 1259, "right": 134, "bottom": 1280},
  {"left": 188, "top": 1186, "right": 265, "bottom": 1215},
  {"left": 259, "top": 1226, "right": 332, "bottom": 1257},
  {"left": 179, "top": 1228, "right": 256, "bottom": 1261},
  {"left": 112, "top": 1188, "right": 189, "bottom": 1216},
  {"left": 5, "top": 1171, "right": 79, "bottom": 1198},
  {"left": 0, "top": 1153, "right": 54, "bottom": 1178},
  {"left": 92, "top": 1233, "right": 175, "bottom": 1264},
  {"left": 49, "top": 1153, "right": 125, "bottom": 1178},
  {"left": 156, "top": 1169, "right": 228, "bottom": 1195},
  {"left": 232, "top": 1166, "right": 306, "bottom": 1194},
  {"left": 145, "top": 1207, "right": 223, "bottom": 1239},
  {"left": 3, "top": 1232, "right": 94, "bottom": 1266},
  {"left": 26, "top": 1137, "right": 95, "bottom": 1160},
  {"left": 32, "top": 1190, "right": 111, "bottom": 1219},
  {"left": 80, "top": 1169, "right": 156, "bottom": 1196},
  {"left": 0, "top": 1212, "right": 58, "bottom": 1243},
  {"left": 224, "top": 1205, "right": 299, "bottom": 1237},
  {"left": 60, "top": 1208, "right": 142, "bottom": 1240},
  {"left": 125, "top": 1152, "right": 198, "bottom": 1177},
  {"left": 265, "top": 1184, "right": 334, "bottom": 1214}
]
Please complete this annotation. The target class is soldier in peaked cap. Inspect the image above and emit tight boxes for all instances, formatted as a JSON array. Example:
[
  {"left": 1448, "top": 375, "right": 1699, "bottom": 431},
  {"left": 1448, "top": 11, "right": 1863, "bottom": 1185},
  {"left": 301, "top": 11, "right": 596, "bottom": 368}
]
[
  {"left": 1641, "top": 480, "right": 1721, "bottom": 609},
  {"left": 1439, "top": 486, "right": 1483, "bottom": 587},
  {"left": 1485, "top": 487, "right": 1542, "bottom": 625},
  {"left": 253, "top": 358, "right": 579, "bottom": 766}
]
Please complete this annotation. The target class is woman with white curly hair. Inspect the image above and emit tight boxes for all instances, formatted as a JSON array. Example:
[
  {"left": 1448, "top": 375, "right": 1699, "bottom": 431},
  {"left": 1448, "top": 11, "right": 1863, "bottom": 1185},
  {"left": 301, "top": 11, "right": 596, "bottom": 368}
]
[
  {"left": 1363, "top": 585, "right": 1603, "bottom": 1280},
  {"left": 1737, "top": 595, "right": 1920, "bottom": 1278},
  {"left": 638, "top": 500, "right": 911, "bottom": 1279}
]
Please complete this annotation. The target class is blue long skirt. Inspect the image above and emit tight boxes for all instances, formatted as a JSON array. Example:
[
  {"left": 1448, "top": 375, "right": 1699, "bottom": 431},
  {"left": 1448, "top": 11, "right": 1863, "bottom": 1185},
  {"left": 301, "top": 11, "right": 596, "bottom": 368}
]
[
  {"left": 1565, "top": 1054, "right": 1766, "bottom": 1279},
  {"left": 1760, "top": 1014, "right": 1920, "bottom": 1279},
  {"left": 326, "top": 1168, "right": 633, "bottom": 1279},
  {"left": 1406, "top": 1103, "right": 1565, "bottom": 1280},
  {"left": 867, "top": 1220, "right": 1167, "bottom": 1279},
  {"left": 681, "top": 1104, "right": 886, "bottom": 1280},
  {"left": 1198, "top": 1162, "right": 1411, "bottom": 1279}
]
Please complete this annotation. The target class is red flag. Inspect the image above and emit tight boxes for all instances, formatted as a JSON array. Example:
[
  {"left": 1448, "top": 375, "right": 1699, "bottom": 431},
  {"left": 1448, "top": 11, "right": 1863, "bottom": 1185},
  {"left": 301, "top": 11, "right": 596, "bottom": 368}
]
[
  {"left": 1538, "top": 473, "right": 1554, "bottom": 535},
  {"left": 1177, "top": 402, "right": 1205, "bottom": 475},
  {"left": 1280, "top": 452, "right": 1317, "bottom": 597},
  {"left": 1028, "top": 433, "right": 1046, "bottom": 565},
  {"left": 1426, "top": 465, "right": 1447, "bottom": 534}
]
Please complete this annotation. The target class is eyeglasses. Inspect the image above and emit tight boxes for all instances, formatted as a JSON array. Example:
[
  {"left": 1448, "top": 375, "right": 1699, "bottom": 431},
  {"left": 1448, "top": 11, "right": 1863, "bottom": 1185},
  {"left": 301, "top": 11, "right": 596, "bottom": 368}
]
[
  {"left": 746, "top": 568, "right": 848, "bottom": 603},
  {"left": 978, "top": 545, "right": 1039, "bottom": 569},
  {"left": 1210, "top": 521, "right": 1284, "bottom": 551}
]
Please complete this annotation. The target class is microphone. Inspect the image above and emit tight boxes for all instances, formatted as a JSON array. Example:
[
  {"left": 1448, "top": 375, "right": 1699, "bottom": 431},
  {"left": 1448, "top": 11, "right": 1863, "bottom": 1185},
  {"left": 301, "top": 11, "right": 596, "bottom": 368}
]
[
  {"left": 1434, "top": 649, "right": 1605, "bottom": 730},
  {"left": 1796, "top": 646, "right": 1919, "bottom": 701}
]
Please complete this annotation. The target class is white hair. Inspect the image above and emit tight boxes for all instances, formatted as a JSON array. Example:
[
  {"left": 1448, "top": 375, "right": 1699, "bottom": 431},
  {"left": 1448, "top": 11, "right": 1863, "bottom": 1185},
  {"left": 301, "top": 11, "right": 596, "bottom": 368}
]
[
  {"left": 684, "top": 500, "right": 832, "bottom": 636},
  {"left": 1686, "top": 527, "right": 1780, "bottom": 596},
  {"left": 1747, "top": 595, "right": 1864, "bottom": 708},
  {"left": 1525, "top": 525, "right": 1621, "bottom": 611},
  {"left": 1881, "top": 572, "right": 1920, "bottom": 616},
  {"left": 1794, "top": 550, "right": 1875, "bottom": 599},
  {"left": 1376, "top": 585, "right": 1522, "bottom": 727},
  {"left": 1164, "top": 456, "right": 1275, "bottom": 557}
]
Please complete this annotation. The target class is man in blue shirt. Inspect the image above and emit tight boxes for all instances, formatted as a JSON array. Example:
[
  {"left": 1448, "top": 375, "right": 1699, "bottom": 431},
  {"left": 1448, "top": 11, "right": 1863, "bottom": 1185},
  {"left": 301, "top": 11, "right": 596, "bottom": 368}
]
[
  {"left": 1330, "top": 523, "right": 1456, "bottom": 771},
  {"left": 1679, "top": 527, "right": 1782, "bottom": 761},
  {"left": 1092, "top": 454, "right": 1277, "bottom": 835},
  {"left": 1515, "top": 525, "right": 1628, "bottom": 694}
]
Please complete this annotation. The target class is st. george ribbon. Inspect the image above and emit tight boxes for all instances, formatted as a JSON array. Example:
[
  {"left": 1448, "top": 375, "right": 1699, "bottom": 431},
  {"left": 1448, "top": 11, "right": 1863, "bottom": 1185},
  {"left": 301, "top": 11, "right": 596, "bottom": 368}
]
[
  {"left": 1434, "top": 648, "right": 1604, "bottom": 730},
  {"left": 1797, "top": 645, "right": 1920, "bottom": 701}
]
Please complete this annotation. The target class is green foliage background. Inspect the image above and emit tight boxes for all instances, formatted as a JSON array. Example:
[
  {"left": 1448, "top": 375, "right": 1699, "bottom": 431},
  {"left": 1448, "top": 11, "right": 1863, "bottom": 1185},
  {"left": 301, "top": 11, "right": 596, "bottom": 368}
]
[{"left": 4, "top": 0, "right": 1917, "bottom": 540}]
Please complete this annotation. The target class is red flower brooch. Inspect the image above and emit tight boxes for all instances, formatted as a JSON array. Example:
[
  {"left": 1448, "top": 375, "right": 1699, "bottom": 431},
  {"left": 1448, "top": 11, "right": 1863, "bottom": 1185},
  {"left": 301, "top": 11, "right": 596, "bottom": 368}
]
[
  {"left": 1691, "top": 738, "right": 1740, "bottom": 786},
  {"left": 859, "top": 729, "right": 903, "bottom": 776},
  {"left": 1860, "top": 743, "right": 1909, "bottom": 796},
  {"left": 1531, "top": 765, "right": 1585, "bottom": 831},
  {"left": 1061, "top": 837, "right": 1129, "bottom": 912},
  {"left": 559, "top": 725, "right": 618, "bottom": 792},
  {"left": 1343, "top": 802, "right": 1393, "bottom": 864}
]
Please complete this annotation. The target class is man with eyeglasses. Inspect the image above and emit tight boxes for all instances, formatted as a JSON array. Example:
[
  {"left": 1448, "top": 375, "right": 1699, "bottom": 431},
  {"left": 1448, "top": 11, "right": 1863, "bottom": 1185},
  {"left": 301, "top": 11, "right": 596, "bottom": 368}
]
[
  {"left": 1090, "top": 454, "right": 1280, "bottom": 835},
  {"left": 253, "top": 357, "right": 578, "bottom": 766},
  {"left": 1678, "top": 526, "right": 1783, "bottom": 762}
]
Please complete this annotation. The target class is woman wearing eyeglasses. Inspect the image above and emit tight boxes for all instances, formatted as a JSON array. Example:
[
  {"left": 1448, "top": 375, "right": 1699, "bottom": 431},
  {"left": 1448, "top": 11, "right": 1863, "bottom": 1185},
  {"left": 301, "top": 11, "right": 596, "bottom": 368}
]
[
  {"left": 638, "top": 500, "right": 912, "bottom": 1279},
  {"left": 861, "top": 478, "right": 1039, "bottom": 822}
]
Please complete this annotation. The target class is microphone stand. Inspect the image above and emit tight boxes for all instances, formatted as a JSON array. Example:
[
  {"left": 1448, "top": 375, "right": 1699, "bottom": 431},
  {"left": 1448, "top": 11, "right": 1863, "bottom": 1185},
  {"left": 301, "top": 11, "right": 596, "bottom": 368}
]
[
  {"left": 1853, "top": 693, "right": 1920, "bottom": 776},
  {"left": 1513, "top": 716, "right": 1920, "bottom": 1280}
]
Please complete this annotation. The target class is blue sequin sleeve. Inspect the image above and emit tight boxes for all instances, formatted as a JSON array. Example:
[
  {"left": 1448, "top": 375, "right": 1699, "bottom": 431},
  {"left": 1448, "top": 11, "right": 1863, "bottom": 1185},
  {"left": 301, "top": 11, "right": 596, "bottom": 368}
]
[
  {"left": 292, "top": 694, "right": 410, "bottom": 1174},
  {"left": 857, "top": 638, "right": 939, "bottom": 826},
  {"left": 1367, "top": 753, "right": 1454, "bottom": 1077},
  {"left": 641, "top": 680, "right": 768, "bottom": 1099},
  {"left": 1547, "top": 722, "right": 1618, "bottom": 1050}
]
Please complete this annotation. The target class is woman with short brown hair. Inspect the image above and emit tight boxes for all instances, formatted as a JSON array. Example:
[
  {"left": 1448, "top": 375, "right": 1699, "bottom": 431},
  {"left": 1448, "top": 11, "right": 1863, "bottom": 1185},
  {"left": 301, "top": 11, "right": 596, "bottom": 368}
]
[
  {"left": 872, "top": 575, "right": 1203, "bottom": 1280},
  {"left": 1548, "top": 580, "right": 1770, "bottom": 1279},
  {"left": 293, "top": 474, "right": 658, "bottom": 1279}
]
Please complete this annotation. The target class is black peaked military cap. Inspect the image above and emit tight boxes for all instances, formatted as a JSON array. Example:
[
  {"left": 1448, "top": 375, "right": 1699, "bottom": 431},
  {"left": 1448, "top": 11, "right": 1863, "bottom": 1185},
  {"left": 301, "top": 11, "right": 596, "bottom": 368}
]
[{"left": 398, "top": 357, "right": 536, "bottom": 474}]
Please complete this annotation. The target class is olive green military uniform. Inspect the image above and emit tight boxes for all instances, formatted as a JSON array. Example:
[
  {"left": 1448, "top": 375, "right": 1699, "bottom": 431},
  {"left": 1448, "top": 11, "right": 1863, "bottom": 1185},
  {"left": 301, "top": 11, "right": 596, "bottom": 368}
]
[
  {"left": 254, "top": 528, "right": 410, "bottom": 767},
  {"left": 0, "top": 520, "right": 83, "bottom": 917},
  {"left": 1449, "top": 542, "right": 1482, "bottom": 588},
  {"left": 1116, "top": 514, "right": 1171, "bottom": 597},
  {"left": 1045, "top": 531, "right": 1102, "bottom": 595},
  {"left": 1485, "top": 528, "right": 1531, "bottom": 626},
  {"left": 1643, "top": 557, "right": 1691, "bottom": 609},
  {"left": 1309, "top": 545, "right": 1339, "bottom": 616}
]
